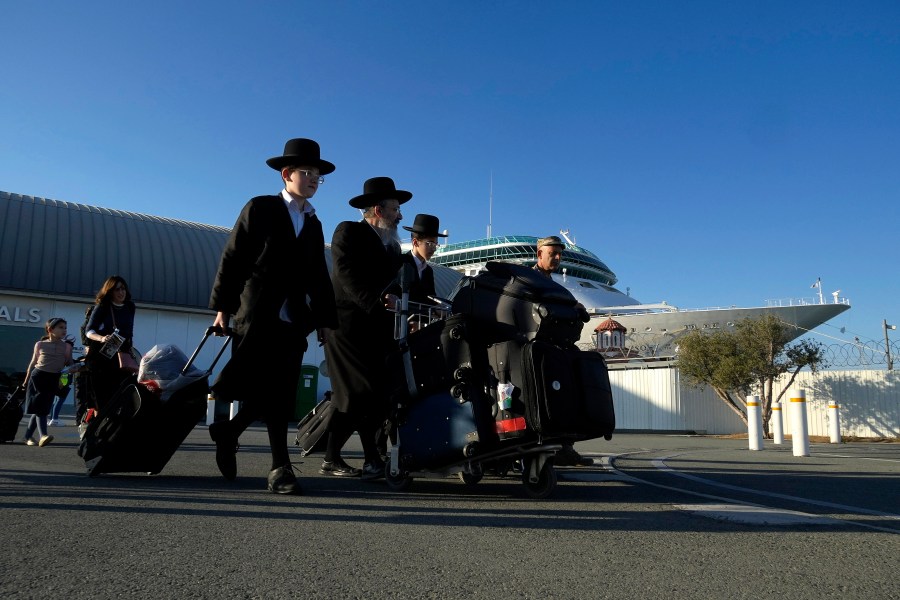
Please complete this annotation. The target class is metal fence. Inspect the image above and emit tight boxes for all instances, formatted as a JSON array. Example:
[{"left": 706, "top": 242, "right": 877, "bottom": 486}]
[
  {"left": 820, "top": 339, "right": 900, "bottom": 369},
  {"left": 581, "top": 336, "right": 900, "bottom": 370}
]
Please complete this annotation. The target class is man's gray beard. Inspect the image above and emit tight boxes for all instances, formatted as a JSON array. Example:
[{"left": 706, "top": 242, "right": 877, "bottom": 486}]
[{"left": 374, "top": 218, "right": 401, "bottom": 246}]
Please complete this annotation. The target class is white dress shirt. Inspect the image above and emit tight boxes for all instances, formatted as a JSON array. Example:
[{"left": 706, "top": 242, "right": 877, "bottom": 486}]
[{"left": 281, "top": 189, "right": 316, "bottom": 237}]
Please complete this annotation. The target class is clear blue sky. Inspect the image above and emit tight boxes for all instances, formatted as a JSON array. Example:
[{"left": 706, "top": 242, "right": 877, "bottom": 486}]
[{"left": 2, "top": 1, "right": 898, "bottom": 346}]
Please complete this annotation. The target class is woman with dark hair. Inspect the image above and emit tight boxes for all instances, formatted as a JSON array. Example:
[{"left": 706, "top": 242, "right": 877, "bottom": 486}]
[
  {"left": 83, "top": 275, "right": 138, "bottom": 410},
  {"left": 22, "top": 317, "right": 74, "bottom": 446}
]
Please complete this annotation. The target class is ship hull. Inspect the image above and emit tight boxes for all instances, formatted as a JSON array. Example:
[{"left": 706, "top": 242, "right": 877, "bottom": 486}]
[{"left": 586, "top": 303, "right": 851, "bottom": 357}]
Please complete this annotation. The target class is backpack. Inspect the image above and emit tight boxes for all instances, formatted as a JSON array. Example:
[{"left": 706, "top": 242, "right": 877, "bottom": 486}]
[{"left": 80, "top": 305, "right": 96, "bottom": 346}]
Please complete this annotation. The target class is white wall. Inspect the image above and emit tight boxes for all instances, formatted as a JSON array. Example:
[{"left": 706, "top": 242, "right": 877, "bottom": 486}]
[
  {"left": 609, "top": 365, "right": 746, "bottom": 434},
  {"left": 610, "top": 362, "right": 900, "bottom": 438},
  {"left": 771, "top": 369, "right": 900, "bottom": 439}
]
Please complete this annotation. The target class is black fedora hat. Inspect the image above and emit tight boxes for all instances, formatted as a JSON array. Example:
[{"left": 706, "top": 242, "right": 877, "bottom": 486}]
[
  {"left": 349, "top": 177, "right": 412, "bottom": 209},
  {"left": 265, "top": 138, "right": 335, "bottom": 174},
  {"left": 403, "top": 214, "right": 448, "bottom": 237}
]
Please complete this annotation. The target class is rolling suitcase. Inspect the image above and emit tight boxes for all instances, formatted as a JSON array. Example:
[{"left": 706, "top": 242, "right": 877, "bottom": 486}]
[
  {"left": 394, "top": 390, "right": 483, "bottom": 471},
  {"left": 0, "top": 386, "right": 25, "bottom": 443},
  {"left": 574, "top": 350, "right": 615, "bottom": 439},
  {"left": 405, "top": 314, "right": 486, "bottom": 400},
  {"left": 294, "top": 398, "right": 335, "bottom": 456},
  {"left": 78, "top": 327, "right": 231, "bottom": 476},
  {"left": 487, "top": 342, "right": 532, "bottom": 441},
  {"left": 521, "top": 340, "right": 615, "bottom": 439}
]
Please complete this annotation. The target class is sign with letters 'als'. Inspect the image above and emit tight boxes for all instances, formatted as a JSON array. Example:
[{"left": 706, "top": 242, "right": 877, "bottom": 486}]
[{"left": 0, "top": 305, "right": 42, "bottom": 323}]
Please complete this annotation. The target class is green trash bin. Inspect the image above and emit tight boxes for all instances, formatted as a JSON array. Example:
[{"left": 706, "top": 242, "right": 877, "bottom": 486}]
[{"left": 293, "top": 365, "right": 319, "bottom": 420}]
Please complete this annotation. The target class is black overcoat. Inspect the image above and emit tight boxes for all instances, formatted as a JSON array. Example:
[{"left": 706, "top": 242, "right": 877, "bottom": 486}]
[
  {"left": 400, "top": 251, "right": 436, "bottom": 305},
  {"left": 209, "top": 194, "right": 337, "bottom": 403},
  {"left": 324, "top": 220, "right": 402, "bottom": 415}
]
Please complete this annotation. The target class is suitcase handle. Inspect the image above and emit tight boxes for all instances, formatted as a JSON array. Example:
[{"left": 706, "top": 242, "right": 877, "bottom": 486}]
[{"left": 183, "top": 327, "right": 232, "bottom": 375}]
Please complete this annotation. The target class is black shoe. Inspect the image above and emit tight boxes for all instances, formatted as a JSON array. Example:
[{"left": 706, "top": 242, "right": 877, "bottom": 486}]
[
  {"left": 209, "top": 421, "right": 238, "bottom": 481},
  {"left": 267, "top": 464, "right": 301, "bottom": 495},
  {"left": 319, "top": 458, "right": 362, "bottom": 477},
  {"left": 555, "top": 446, "right": 593, "bottom": 467},
  {"left": 576, "top": 455, "right": 594, "bottom": 467},
  {"left": 361, "top": 460, "right": 385, "bottom": 481}
]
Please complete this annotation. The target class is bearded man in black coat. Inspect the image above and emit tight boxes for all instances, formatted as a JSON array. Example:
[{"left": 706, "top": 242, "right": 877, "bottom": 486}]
[
  {"left": 208, "top": 138, "right": 338, "bottom": 494},
  {"left": 319, "top": 177, "right": 409, "bottom": 480}
]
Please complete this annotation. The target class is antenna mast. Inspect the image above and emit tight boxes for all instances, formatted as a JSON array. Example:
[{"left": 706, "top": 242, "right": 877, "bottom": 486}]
[
  {"left": 487, "top": 170, "right": 493, "bottom": 238},
  {"left": 560, "top": 229, "right": 576, "bottom": 246}
]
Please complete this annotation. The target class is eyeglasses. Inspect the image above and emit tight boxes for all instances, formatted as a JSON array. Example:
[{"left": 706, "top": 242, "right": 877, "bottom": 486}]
[
  {"left": 295, "top": 169, "right": 325, "bottom": 184},
  {"left": 419, "top": 240, "right": 438, "bottom": 249}
]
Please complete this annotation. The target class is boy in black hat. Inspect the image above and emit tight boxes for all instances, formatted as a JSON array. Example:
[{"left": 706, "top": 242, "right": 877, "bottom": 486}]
[
  {"left": 401, "top": 213, "right": 447, "bottom": 306},
  {"left": 208, "top": 138, "right": 338, "bottom": 494}
]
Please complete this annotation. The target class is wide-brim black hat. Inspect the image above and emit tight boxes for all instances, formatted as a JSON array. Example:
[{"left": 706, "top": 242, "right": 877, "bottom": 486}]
[
  {"left": 402, "top": 213, "right": 447, "bottom": 237},
  {"left": 265, "top": 138, "right": 335, "bottom": 174},
  {"left": 349, "top": 177, "right": 412, "bottom": 209}
]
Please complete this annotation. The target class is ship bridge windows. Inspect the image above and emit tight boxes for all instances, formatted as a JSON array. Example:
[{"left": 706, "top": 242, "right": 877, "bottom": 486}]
[{"left": 578, "top": 281, "right": 597, "bottom": 288}]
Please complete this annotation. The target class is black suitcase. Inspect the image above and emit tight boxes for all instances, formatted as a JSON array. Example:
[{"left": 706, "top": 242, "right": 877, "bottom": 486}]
[
  {"left": 394, "top": 390, "right": 483, "bottom": 471},
  {"left": 574, "top": 350, "right": 616, "bottom": 439},
  {"left": 78, "top": 328, "right": 231, "bottom": 476},
  {"left": 486, "top": 342, "right": 531, "bottom": 441},
  {"left": 521, "top": 340, "right": 615, "bottom": 439},
  {"left": 294, "top": 398, "right": 335, "bottom": 456},
  {"left": 0, "top": 386, "right": 25, "bottom": 443},
  {"left": 404, "top": 314, "right": 485, "bottom": 399},
  {"left": 449, "top": 261, "right": 586, "bottom": 345}
]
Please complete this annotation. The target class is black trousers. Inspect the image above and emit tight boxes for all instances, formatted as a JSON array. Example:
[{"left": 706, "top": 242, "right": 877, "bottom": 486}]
[{"left": 213, "top": 328, "right": 307, "bottom": 471}]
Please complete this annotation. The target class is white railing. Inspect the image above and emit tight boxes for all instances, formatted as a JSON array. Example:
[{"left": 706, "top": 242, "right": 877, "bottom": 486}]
[{"left": 766, "top": 296, "right": 851, "bottom": 307}]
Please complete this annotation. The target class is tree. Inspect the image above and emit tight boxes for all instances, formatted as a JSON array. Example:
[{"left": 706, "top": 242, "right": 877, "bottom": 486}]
[
  {"left": 676, "top": 329, "right": 753, "bottom": 425},
  {"left": 676, "top": 315, "right": 827, "bottom": 436}
]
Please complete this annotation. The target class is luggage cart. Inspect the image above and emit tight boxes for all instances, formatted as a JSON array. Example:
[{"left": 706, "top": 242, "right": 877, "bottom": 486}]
[{"left": 384, "top": 264, "right": 566, "bottom": 498}]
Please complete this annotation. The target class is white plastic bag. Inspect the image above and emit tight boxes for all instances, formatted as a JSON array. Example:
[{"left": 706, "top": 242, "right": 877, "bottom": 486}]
[{"left": 139, "top": 344, "right": 205, "bottom": 401}]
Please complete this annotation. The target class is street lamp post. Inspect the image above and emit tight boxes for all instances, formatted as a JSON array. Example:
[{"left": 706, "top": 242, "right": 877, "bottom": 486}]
[{"left": 884, "top": 319, "right": 896, "bottom": 371}]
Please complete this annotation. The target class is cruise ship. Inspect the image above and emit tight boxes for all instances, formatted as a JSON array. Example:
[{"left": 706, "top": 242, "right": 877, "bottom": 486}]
[{"left": 431, "top": 233, "right": 851, "bottom": 359}]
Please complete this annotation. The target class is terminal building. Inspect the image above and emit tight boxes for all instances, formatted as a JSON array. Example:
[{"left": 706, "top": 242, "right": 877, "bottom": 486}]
[{"left": 0, "top": 190, "right": 462, "bottom": 417}]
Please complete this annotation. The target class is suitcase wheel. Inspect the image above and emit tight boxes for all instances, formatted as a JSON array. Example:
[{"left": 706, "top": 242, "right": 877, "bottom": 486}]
[
  {"left": 522, "top": 456, "right": 557, "bottom": 499},
  {"left": 458, "top": 471, "right": 483, "bottom": 486},
  {"left": 453, "top": 366, "right": 471, "bottom": 381},
  {"left": 385, "top": 462, "right": 412, "bottom": 492}
]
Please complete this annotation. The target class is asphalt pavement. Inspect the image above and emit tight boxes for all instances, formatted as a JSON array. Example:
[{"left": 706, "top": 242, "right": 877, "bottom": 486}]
[{"left": 1, "top": 412, "right": 897, "bottom": 600}]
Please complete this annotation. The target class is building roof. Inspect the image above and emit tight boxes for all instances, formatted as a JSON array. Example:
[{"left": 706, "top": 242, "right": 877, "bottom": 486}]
[
  {"left": 0, "top": 190, "right": 462, "bottom": 310},
  {"left": 594, "top": 317, "right": 626, "bottom": 332}
]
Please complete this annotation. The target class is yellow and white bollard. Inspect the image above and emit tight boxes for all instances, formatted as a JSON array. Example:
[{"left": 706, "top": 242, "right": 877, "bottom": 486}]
[
  {"left": 206, "top": 392, "right": 216, "bottom": 426},
  {"left": 828, "top": 400, "right": 842, "bottom": 444},
  {"left": 790, "top": 389, "right": 810, "bottom": 457},
  {"left": 772, "top": 401, "right": 784, "bottom": 445},
  {"left": 747, "top": 395, "right": 764, "bottom": 451},
  {"left": 206, "top": 393, "right": 238, "bottom": 425}
]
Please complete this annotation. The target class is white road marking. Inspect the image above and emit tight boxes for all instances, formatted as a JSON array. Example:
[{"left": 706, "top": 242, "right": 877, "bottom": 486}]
[
  {"left": 600, "top": 453, "right": 900, "bottom": 534},
  {"left": 673, "top": 503, "right": 837, "bottom": 526},
  {"left": 651, "top": 453, "right": 900, "bottom": 520}
]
